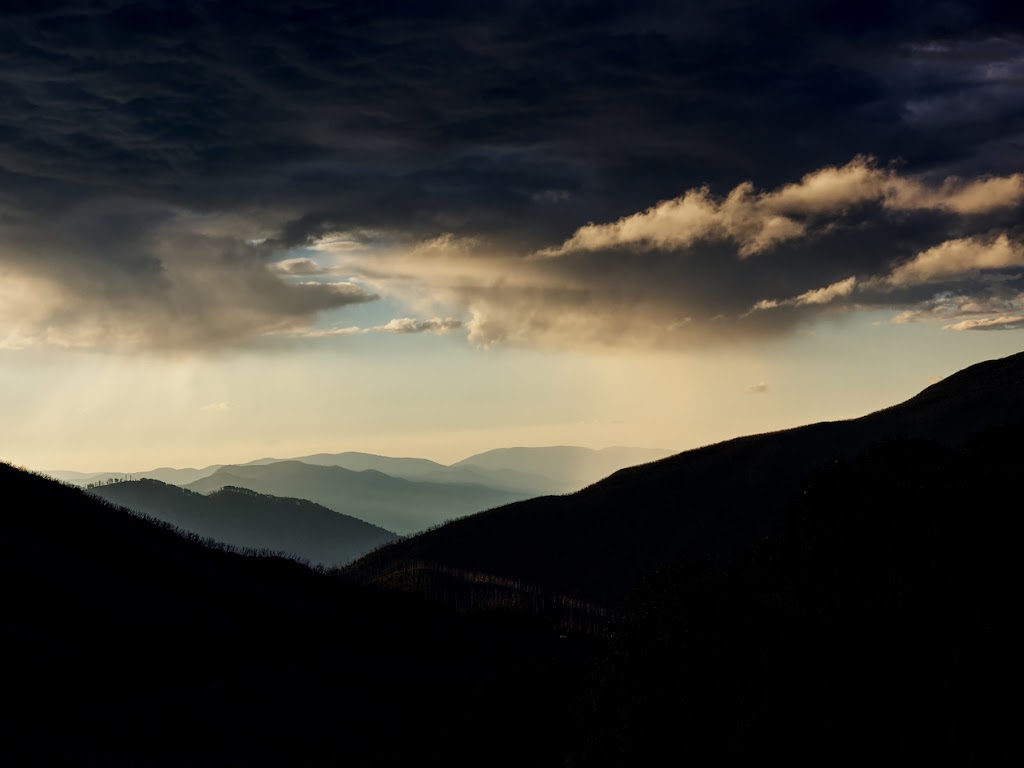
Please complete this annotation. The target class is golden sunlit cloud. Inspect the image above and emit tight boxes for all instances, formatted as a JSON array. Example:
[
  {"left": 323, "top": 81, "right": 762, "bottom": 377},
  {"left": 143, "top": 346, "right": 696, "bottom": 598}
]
[
  {"left": 943, "top": 315, "right": 1024, "bottom": 331},
  {"left": 538, "top": 157, "right": 1024, "bottom": 258},
  {"left": 751, "top": 234, "right": 1024, "bottom": 331},
  {"left": 883, "top": 234, "right": 1024, "bottom": 287}
]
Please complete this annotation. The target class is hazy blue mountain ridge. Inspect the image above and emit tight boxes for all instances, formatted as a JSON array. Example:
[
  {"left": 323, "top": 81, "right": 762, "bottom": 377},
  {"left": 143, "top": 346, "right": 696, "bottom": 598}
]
[
  {"left": 90, "top": 479, "right": 397, "bottom": 566},
  {"left": 453, "top": 445, "right": 672, "bottom": 491},
  {"left": 45, "top": 445, "right": 669, "bottom": 498},
  {"left": 184, "top": 461, "right": 528, "bottom": 534}
]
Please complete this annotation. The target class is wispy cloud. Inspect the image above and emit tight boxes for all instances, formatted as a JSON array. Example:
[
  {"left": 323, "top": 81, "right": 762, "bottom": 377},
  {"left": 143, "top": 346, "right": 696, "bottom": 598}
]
[
  {"left": 750, "top": 234, "right": 1024, "bottom": 332},
  {"left": 943, "top": 315, "right": 1024, "bottom": 331},
  {"left": 270, "top": 257, "right": 329, "bottom": 276},
  {"left": 751, "top": 276, "right": 858, "bottom": 312},
  {"left": 298, "top": 317, "right": 464, "bottom": 339}
]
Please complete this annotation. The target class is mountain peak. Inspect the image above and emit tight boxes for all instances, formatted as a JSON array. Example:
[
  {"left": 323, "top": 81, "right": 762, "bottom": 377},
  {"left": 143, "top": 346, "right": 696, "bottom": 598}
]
[{"left": 902, "top": 349, "right": 1024, "bottom": 406}]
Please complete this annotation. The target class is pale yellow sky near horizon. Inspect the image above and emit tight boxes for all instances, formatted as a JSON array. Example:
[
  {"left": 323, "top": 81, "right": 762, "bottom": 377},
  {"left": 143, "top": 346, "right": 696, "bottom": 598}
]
[{"left": 2, "top": 309, "right": 1020, "bottom": 474}]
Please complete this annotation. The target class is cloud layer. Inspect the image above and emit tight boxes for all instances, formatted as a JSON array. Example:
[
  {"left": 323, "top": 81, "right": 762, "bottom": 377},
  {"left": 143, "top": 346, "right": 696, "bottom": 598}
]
[
  {"left": 2, "top": 2, "right": 1023, "bottom": 351},
  {"left": 0, "top": 209, "right": 377, "bottom": 351}
]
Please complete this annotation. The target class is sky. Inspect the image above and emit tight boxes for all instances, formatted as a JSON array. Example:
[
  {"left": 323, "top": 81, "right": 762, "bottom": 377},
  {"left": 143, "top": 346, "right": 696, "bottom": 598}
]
[{"left": 2, "top": 1, "right": 1023, "bottom": 471}]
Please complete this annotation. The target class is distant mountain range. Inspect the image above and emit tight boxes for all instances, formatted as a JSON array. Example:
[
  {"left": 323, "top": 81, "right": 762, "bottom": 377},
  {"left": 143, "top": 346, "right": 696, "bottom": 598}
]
[
  {"left": 39, "top": 444, "right": 671, "bottom": 536},
  {"left": 89, "top": 479, "right": 396, "bottom": 566},
  {"left": 181, "top": 461, "right": 527, "bottom": 534},
  {"left": 45, "top": 445, "right": 670, "bottom": 497},
  {"left": 240, "top": 450, "right": 571, "bottom": 495},
  {"left": 349, "top": 350, "right": 1024, "bottom": 604},
  {"left": 450, "top": 446, "right": 669, "bottom": 489}
]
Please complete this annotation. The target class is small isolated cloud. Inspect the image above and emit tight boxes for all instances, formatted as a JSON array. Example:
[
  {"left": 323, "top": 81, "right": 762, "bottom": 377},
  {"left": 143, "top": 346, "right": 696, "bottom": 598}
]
[
  {"left": 532, "top": 190, "right": 571, "bottom": 204},
  {"left": 379, "top": 317, "right": 463, "bottom": 334},
  {"left": 751, "top": 276, "right": 857, "bottom": 313},
  {"left": 794, "top": 276, "right": 859, "bottom": 305},
  {"left": 201, "top": 402, "right": 236, "bottom": 412},
  {"left": 300, "top": 317, "right": 463, "bottom": 338},
  {"left": 308, "top": 282, "right": 378, "bottom": 301},
  {"left": 747, "top": 381, "right": 769, "bottom": 394},
  {"left": 270, "top": 257, "right": 328, "bottom": 276}
]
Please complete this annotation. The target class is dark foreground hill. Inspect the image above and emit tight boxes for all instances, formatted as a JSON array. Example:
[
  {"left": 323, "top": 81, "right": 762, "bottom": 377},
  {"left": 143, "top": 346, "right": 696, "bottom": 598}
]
[
  {"left": 349, "top": 351, "right": 1024, "bottom": 605},
  {"left": 0, "top": 463, "right": 591, "bottom": 767},
  {"left": 89, "top": 479, "right": 397, "bottom": 566},
  {"left": 186, "top": 460, "right": 527, "bottom": 534},
  {"left": 572, "top": 431, "right": 1013, "bottom": 765},
  {"left": 3, "top": 426, "right": 1012, "bottom": 765}
]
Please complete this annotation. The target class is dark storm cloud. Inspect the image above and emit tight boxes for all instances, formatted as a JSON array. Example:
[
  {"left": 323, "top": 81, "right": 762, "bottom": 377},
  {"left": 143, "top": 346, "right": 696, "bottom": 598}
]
[{"left": 1, "top": 1, "right": 1023, "bottom": 349}]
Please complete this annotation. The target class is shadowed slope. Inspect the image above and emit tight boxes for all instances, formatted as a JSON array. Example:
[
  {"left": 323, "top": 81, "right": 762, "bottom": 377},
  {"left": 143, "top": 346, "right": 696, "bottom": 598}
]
[
  {"left": 350, "top": 350, "right": 1024, "bottom": 604},
  {"left": 90, "top": 479, "right": 396, "bottom": 566},
  {"left": 0, "top": 463, "right": 591, "bottom": 767},
  {"left": 573, "top": 432, "right": 1013, "bottom": 765}
]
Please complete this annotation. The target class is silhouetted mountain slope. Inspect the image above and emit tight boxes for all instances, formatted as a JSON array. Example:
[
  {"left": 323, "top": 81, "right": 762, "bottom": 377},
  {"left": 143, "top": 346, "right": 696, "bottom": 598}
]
[
  {"left": 350, "top": 351, "right": 1024, "bottom": 604},
  {"left": 573, "top": 432, "right": 1013, "bottom": 765},
  {"left": 454, "top": 446, "right": 672, "bottom": 493},
  {"left": 186, "top": 461, "right": 527, "bottom": 534},
  {"left": 861, "top": 349, "right": 1024, "bottom": 439},
  {"left": 0, "top": 463, "right": 591, "bottom": 767},
  {"left": 89, "top": 479, "right": 396, "bottom": 566}
]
